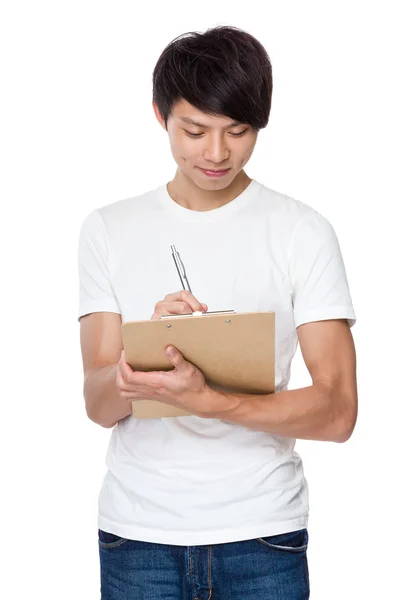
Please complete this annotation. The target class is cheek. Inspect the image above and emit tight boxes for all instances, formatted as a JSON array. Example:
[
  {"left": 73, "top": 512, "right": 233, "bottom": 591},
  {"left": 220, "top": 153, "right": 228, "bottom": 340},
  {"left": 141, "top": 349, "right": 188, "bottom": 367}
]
[
  {"left": 170, "top": 136, "right": 197, "bottom": 161},
  {"left": 240, "top": 142, "right": 256, "bottom": 166}
]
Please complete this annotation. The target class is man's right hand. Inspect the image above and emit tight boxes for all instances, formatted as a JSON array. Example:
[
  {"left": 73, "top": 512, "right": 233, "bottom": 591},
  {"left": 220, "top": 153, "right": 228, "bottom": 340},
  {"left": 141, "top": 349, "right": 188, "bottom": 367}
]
[{"left": 151, "top": 290, "right": 208, "bottom": 320}]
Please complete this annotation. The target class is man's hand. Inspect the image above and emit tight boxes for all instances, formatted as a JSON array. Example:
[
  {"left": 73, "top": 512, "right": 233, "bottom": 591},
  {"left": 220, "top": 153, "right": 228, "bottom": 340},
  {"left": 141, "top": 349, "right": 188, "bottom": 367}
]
[
  {"left": 151, "top": 290, "right": 208, "bottom": 320},
  {"left": 116, "top": 346, "right": 227, "bottom": 417},
  {"left": 114, "top": 290, "right": 229, "bottom": 417}
]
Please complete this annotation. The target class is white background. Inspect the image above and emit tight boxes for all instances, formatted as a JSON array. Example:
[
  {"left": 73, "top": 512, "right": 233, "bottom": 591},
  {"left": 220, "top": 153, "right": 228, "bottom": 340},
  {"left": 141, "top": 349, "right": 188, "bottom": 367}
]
[{"left": 1, "top": 1, "right": 407, "bottom": 598}]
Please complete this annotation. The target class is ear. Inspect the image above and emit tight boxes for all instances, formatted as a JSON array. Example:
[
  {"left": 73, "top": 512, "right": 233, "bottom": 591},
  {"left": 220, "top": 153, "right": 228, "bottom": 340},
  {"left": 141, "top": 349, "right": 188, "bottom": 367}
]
[{"left": 152, "top": 101, "right": 167, "bottom": 131}]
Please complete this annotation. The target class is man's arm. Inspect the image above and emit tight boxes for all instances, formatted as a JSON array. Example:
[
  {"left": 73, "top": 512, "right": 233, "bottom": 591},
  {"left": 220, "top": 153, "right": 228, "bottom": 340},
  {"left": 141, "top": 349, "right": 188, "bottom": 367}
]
[
  {"left": 208, "top": 319, "right": 358, "bottom": 443},
  {"left": 79, "top": 291, "right": 208, "bottom": 428},
  {"left": 80, "top": 312, "right": 132, "bottom": 428}
]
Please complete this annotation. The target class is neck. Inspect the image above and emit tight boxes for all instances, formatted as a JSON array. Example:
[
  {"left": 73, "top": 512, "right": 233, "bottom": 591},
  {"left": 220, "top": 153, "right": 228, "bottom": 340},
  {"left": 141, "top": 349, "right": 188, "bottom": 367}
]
[{"left": 166, "top": 169, "right": 252, "bottom": 212}]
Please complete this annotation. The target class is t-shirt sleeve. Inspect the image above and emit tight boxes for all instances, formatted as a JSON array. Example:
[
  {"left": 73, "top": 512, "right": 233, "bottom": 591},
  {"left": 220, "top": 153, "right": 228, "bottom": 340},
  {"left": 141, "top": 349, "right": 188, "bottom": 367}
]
[
  {"left": 77, "top": 209, "right": 121, "bottom": 322},
  {"left": 288, "top": 210, "right": 356, "bottom": 328}
]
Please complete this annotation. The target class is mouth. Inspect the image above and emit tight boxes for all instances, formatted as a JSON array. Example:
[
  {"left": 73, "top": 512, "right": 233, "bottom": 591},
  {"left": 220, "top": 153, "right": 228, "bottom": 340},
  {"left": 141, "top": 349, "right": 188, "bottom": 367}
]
[{"left": 198, "top": 167, "right": 231, "bottom": 177}]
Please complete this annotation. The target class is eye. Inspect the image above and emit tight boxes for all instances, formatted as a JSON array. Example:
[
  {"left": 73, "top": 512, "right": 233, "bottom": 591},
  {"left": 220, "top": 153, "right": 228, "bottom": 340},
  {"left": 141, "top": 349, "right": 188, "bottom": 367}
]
[
  {"left": 183, "top": 129, "right": 249, "bottom": 138},
  {"left": 184, "top": 131, "right": 204, "bottom": 138},
  {"left": 229, "top": 129, "right": 248, "bottom": 137}
]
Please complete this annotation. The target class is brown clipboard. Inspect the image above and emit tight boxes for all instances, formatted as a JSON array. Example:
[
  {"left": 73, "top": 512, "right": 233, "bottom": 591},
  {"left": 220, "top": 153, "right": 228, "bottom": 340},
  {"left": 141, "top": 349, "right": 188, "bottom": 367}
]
[{"left": 121, "top": 311, "right": 275, "bottom": 419}]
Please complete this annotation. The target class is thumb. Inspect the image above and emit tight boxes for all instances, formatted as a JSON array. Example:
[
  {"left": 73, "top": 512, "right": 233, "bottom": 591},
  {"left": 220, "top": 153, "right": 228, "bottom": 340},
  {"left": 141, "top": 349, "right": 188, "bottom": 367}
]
[{"left": 165, "top": 345, "right": 185, "bottom": 368}]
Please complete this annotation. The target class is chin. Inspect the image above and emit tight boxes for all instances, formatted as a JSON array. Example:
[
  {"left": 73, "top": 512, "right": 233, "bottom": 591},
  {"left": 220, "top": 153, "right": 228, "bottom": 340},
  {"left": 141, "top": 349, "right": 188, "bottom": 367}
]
[{"left": 199, "top": 180, "right": 231, "bottom": 191}]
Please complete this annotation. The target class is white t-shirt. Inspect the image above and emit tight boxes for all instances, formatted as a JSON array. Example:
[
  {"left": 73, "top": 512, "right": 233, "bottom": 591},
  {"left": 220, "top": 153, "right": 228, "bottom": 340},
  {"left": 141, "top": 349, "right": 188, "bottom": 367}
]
[{"left": 77, "top": 179, "right": 356, "bottom": 545}]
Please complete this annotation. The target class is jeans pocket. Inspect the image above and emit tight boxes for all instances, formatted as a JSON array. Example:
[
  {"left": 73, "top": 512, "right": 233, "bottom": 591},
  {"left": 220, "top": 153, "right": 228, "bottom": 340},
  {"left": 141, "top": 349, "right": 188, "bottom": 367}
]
[
  {"left": 255, "top": 528, "right": 309, "bottom": 553},
  {"left": 98, "top": 529, "right": 129, "bottom": 549}
]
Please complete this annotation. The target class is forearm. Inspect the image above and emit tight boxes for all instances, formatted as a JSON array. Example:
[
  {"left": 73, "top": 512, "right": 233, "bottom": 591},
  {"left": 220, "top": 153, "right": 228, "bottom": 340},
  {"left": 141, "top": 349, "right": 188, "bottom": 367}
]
[
  {"left": 84, "top": 364, "right": 132, "bottom": 428},
  {"left": 210, "top": 382, "right": 352, "bottom": 443}
]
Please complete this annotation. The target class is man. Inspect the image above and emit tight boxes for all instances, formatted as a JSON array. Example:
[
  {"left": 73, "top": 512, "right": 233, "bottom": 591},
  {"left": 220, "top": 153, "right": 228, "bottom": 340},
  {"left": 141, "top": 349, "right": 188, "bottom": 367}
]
[{"left": 78, "top": 25, "right": 357, "bottom": 600}]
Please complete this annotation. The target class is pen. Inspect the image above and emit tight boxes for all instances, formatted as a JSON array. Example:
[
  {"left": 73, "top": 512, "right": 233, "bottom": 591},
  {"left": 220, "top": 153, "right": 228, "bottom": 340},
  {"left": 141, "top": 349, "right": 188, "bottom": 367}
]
[{"left": 171, "top": 245, "right": 192, "bottom": 293}]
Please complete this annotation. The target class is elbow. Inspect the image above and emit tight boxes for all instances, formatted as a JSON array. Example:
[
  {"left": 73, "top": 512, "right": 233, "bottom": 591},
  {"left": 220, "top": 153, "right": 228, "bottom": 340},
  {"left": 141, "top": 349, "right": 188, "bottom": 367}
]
[
  {"left": 87, "top": 410, "right": 117, "bottom": 429},
  {"left": 333, "top": 407, "right": 358, "bottom": 443},
  {"left": 328, "top": 383, "right": 358, "bottom": 443},
  {"left": 93, "top": 416, "right": 117, "bottom": 429},
  {"left": 333, "top": 426, "right": 353, "bottom": 444},
  {"left": 85, "top": 400, "right": 117, "bottom": 429}
]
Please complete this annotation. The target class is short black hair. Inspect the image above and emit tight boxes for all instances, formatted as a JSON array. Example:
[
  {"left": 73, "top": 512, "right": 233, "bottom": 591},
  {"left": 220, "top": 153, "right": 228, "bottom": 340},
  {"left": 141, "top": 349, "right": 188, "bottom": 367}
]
[{"left": 152, "top": 25, "right": 273, "bottom": 131}]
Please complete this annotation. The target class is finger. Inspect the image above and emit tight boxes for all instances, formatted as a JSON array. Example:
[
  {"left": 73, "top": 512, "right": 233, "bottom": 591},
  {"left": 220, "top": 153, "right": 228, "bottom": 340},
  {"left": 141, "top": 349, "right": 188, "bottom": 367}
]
[
  {"left": 153, "top": 301, "right": 191, "bottom": 318},
  {"left": 126, "top": 370, "right": 165, "bottom": 389},
  {"left": 152, "top": 303, "right": 185, "bottom": 320},
  {"left": 154, "top": 300, "right": 206, "bottom": 318},
  {"left": 165, "top": 345, "right": 187, "bottom": 369},
  {"left": 164, "top": 290, "right": 206, "bottom": 312},
  {"left": 152, "top": 300, "right": 209, "bottom": 320},
  {"left": 118, "top": 350, "right": 134, "bottom": 380},
  {"left": 161, "top": 301, "right": 197, "bottom": 315}
]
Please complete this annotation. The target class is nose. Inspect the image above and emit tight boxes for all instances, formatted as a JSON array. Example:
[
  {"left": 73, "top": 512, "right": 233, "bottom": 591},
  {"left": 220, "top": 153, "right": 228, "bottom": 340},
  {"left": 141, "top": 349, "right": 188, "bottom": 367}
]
[{"left": 202, "top": 134, "right": 230, "bottom": 164}]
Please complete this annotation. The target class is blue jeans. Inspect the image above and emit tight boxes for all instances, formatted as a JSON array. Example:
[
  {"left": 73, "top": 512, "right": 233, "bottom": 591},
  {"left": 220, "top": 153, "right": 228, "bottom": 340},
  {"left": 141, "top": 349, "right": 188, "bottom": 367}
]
[{"left": 98, "top": 528, "right": 310, "bottom": 599}]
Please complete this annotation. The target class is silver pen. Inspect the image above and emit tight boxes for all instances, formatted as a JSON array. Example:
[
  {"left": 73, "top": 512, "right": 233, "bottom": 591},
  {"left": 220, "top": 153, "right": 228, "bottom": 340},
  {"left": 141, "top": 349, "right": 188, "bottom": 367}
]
[{"left": 171, "top": 245, "right": 192, "bottom": 293}]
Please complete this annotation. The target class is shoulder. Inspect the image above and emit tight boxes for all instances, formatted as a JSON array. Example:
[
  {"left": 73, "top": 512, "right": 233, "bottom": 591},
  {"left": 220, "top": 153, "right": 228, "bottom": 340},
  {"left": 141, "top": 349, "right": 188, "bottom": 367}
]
[
  {"left": 79, "top": 184, "right": 165, "bottom": 232},
  {"left": 98, "top": 186, "right": 163, "bottom": 220},
  {"left": 256, "top": 181, "right": 332, "bottom": 234}
]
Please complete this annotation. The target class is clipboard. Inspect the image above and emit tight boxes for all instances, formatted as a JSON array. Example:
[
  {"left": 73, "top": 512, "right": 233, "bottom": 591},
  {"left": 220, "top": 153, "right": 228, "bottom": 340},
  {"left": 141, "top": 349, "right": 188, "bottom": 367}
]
[{"left": 121, "top": 310, "right": 275, "bottom": 419}]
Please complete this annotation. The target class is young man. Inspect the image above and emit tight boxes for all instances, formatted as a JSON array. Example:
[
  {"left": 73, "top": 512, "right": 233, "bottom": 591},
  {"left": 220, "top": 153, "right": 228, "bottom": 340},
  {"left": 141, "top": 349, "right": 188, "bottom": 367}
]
[{"left": 78, "top": 25, "right": 357, "bottom": 600}]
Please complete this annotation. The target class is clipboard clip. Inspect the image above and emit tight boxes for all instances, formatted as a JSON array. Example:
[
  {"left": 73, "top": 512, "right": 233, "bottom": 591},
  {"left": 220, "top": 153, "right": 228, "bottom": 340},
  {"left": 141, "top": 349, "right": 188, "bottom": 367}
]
[{"left": 160, "top": 310, "right": 236, "bottom": 319}]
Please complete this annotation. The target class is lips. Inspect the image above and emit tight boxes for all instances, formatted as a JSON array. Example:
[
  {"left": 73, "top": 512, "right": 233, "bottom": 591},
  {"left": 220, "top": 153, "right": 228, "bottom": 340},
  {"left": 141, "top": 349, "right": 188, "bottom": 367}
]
[
  {"left": 199, "top": 167, "right": 231, "bottom": 178},
  {"left": 200, "top": 168, "right": 230, "bottom": 173}
]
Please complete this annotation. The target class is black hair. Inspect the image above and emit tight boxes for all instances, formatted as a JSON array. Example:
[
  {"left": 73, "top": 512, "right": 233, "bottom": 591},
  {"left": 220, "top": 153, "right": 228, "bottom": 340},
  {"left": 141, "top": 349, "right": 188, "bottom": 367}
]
[{"left": 152, "top": 25, "right": 273, "bottom": 131}]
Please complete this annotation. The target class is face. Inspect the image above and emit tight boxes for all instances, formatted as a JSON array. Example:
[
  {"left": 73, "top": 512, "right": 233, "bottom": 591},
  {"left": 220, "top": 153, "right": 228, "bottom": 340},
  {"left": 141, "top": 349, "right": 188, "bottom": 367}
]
[{"left": 153, "top": 99, "right": 258, "bottom": 190}]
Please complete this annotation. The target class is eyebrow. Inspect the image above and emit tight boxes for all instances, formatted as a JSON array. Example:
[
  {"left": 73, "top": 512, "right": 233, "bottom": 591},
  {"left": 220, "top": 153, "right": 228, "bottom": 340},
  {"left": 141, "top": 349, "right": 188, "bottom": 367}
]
[{"left": 179, "top": 116, "right": 244, "bottom": 129}]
